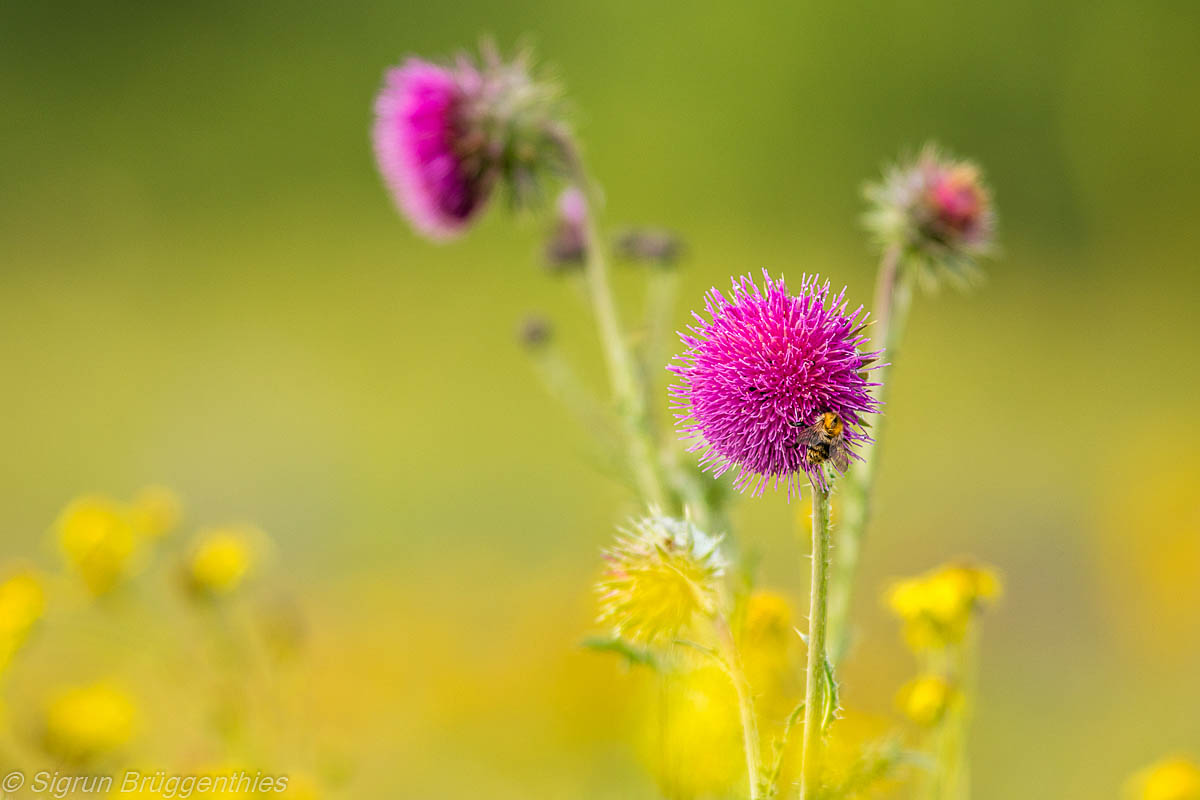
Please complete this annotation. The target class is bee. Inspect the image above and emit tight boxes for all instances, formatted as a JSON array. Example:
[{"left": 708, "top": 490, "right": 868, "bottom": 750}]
[{"left": 793, "top": 411, "right": 852, "bottom": 473}]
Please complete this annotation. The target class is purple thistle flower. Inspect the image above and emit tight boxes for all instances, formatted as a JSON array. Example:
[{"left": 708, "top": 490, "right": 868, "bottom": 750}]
[
  {"left": 373, "top": 46, "right": 569, "bottom": 241},
  {"left": 670, "top": 270, "right": 881, "bottom": 498},
  {"left": 373, "top": 59, "right": 494, "bottom": 239}
]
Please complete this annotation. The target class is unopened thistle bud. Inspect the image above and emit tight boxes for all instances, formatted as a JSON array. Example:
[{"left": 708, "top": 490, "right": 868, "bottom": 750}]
[
  {"left": 544, "top": 187, "right": 588, "bottom": 270},
  {"left": 865, "top": 144, "right": 995, "bottom": 288},
  {"left": 373, "top": 43, "right": 568, "bottom": 240},
  {"left": 596, "top": 514, "right": 727, "bottom": 645},
  {"left": 517, "top": 314, "right": 553, "bottom": 349},
  {"left": 886, "top": 561, "right": 1001, "bottom": 651}
]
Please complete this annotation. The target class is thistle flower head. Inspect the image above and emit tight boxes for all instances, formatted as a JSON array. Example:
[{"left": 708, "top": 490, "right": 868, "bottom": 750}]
[
  {"left": 886, "top": 561, "right": 1001, "bottom": 650},
  {"left": 865, "top": 144, "right": 995, "bottom": 289},
  {"left": 373, "top": 44, "right": 567, "bottom": 240},
  {"left": 1131, "top": 757, "right": 1200, "bottom": 800},
  {"left": 896, "top": 674, "right": 959, "bottom": 727},
  {"left": 670, "top": 270, "right": 881, "bottom": 497},
  {"left": 43, "top": 682, "right": 136, "bottom": 764},
  {"left": 596, "top": 514, "right": 727, "bottom": 645}
]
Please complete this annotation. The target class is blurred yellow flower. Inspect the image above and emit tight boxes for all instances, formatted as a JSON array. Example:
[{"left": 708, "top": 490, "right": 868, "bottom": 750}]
[
  {"left": 742, "top": 590, "right": 792, "bottom": 645},
  {"left": 44, "top": 682, "right": 136, "bottom": 764},
  {"left": 642, "top": 664, "right": 742, "bottom": 798},
  {"left": 187, "top": 528, "right": 257, "bottom": 597},
  {"left": 739, "top": 590, "right": 800, "bottom": 720},
  {"left": 129, "top": 485, "right": 182, "bottom": 540},
  {"left": 895, "top": 674, "right": 959, "bottom": 727},
  {"left": 56, "top": 495, "right": 139, "bottom": 596},
  {"left": 283, "top": 772, "right": 322, "bottom": 799},
  {"left": 886, "top": 561, "right": 1000, "bottom": 650},
  {"left": 596, "top": 514, "right": 726, "bottom": 645},
  {"left": 1131, "top": 757, "right": 1200, "bottom": 800},
  {"left": 0, "top": 568, "right": 45, "bottom": 670}
]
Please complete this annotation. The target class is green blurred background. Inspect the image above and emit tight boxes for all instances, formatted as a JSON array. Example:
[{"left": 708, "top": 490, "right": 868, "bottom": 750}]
[{"left": 1, "top": 1, "right": 1198, "bottom": 797}]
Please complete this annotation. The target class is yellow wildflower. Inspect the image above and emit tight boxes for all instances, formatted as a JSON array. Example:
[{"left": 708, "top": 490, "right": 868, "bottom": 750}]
[
  {"left": 896, "top": 674, "right": 959, "bottom": 726},
  {"left": 1131, "top": 757, "right": 1200, "bottom": 800},
  {"left": 129, "top": 485, "right": 182, "bottom": 540},
  {"left": 56, "top": 495, "right": 138, "bottom": 596},
  {"left": 44, "top": 682, "right": 136, "bottom": 764},
  {"left": 187, "top": 528, "right": 257, "bottom": 597},
  {"left": 0, "top": 568, "right": 45, "bottom": 670},
  {"left": 596, "top": 514, "right": 726, "bottom": 644},
  {"left": 886, "top": 561, "right": 1001, "bottom": 650},
  {"left": 641, "top": 664, "right": 742, "bottom": 798},
  {"left": 739, "top": 590, "right": 800, "bottom": 717}
]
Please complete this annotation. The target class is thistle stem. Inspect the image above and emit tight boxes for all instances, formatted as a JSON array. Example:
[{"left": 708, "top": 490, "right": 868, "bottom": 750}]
[
  {"left": 799, "top": 481, "right": 833, "bottom": 800},
  {"left": 716, "top": 617, "right": 762, "bottom": 800},
  {"left": 829, "top": 243, "right": 913, "bottom": 664}
]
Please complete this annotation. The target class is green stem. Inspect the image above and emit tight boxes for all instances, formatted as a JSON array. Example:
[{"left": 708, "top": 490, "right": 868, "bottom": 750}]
[
  {"left": 799, "top": 481, "right": 833, "bottom": 800},
  {"left": 829, "top": 243, "right": 914, "bottom": 664},
  {"left": 574, "top": 180, "right": 668, "bottom": 509},
  {"left": 716, "top": 617, "right": 763, "bottom": 800}
]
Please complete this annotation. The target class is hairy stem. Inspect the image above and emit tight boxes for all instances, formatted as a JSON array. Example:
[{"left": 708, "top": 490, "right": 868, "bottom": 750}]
[
  {"left": 829, "top": 243, "right": 913, "bottom": 664},
  {"left": 714, "top": 617, "right": 762, "bottom": 800},
  {"left": 550, "top": 128, "right": 668, "bottom": 508},
  {"left": 800, "top": 482, "right": 833, "bottom": 800},
  {"left": 578, "top": 190, "right": 668, "bottom": 508}
]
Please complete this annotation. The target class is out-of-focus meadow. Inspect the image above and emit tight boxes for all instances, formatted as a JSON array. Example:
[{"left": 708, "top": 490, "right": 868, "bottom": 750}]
[{"left": 1, "top": 1, "right": 1198, "bottom": 797}]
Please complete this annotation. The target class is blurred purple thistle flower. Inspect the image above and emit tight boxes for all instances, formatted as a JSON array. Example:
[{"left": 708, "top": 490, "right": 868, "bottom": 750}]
[
  {"left": 373, "top": 45, "right": 568, "bottom": 240},
  {"left": 373, "top": 59, "right": 493, "bottom": 239},
  {"left": 670, "top": 270, "right": 881, "bottom": 498}
]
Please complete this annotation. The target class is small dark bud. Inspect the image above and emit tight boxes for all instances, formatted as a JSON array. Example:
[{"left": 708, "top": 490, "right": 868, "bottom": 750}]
[
  {"left": 615, "top": 228, "right": 683, "bottom": 267},
  {"left": 518, "top": 315, "right": 553, "bottom": 349}
]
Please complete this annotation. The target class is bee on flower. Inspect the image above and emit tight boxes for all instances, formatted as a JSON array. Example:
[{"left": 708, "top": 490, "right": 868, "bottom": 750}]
[
  {"left": 42, "top": 682, "right": 137, "bottom": 765},
  {"left": 0, "top": 567, "right": 45, "bottom": 671},
  {"left": 185, "top": 527, "right": 259, "bottom": 598},
  {"left": 865, "top": 144, "right": 996, "bottom": 289},
  {"left": 1129, "top": 757, "right": 1200, "bottom": 800},
  {"left": 885, "top": 561, "right": 1001, "bottom": 651},
  {"left": 55, "top": 495, "right": 141, "bottom": 597},
  {"left": 670, "top": 270, "right": 881, "bottom": 497},
  {"left": 596, "top": 513, "right": 727, "bottom": 645}
]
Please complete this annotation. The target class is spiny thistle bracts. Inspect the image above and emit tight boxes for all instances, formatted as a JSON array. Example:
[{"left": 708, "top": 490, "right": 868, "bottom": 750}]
[
  {"left": 596, "top": 513, "right": 726, "bottom": 645},
  {"left": 865, "top": 144, "right": 995, "bottom": 289}
]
